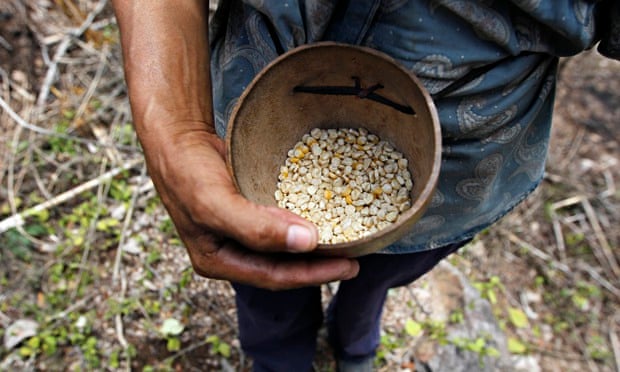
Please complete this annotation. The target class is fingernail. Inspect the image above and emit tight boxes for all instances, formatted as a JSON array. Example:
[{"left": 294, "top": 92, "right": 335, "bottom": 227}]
[{"left": 286, "top": 225, "right": 315, "bottom": 251}]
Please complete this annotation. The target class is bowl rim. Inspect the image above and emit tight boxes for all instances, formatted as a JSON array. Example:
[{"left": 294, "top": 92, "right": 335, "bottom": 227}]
[{"left": 225, "top": 41, "right": 442, "bottom": 254}]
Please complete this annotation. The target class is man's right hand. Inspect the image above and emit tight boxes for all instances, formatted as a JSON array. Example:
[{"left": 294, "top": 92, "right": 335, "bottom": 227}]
[
  {"left": 111, "top": 0, "right": 359, "bottom": 290},
  {"left": 143, "top": 119, "right": 359, "bottom": 290}
]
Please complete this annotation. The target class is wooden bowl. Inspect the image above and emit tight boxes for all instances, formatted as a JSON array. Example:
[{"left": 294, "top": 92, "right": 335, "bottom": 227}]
[{"left": 226, "top": 42, "right": 441, "bottom": 257}]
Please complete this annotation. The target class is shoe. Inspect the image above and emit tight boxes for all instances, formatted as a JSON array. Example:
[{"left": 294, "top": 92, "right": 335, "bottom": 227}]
[{"left": 337, "top": 357, "right": 374, "bottom": 372}]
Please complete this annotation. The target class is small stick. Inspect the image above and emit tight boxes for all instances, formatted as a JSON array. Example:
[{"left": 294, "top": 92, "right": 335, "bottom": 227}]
[
  {"left": 502, "top": 230, "right": 572, "bottom": 274},
  {"left": 582, "top": 198, "right": 620, "bottom": 278},
  {"left": 48, "top": 293, "right": 96, "bottom": 322},
  {"left": 36, "top": 36, "right": 72, "bottom": 108},
  {"left": 600, "top": 169, "right": 616, "bottom": 199},
  {"left": 504, "top": 229, "right": 620, "bottom": 298},
  {"left": 552, "top": 217, "right": 567, "bottom": 263},
  {"left": 112, "top": 164, "right": 148, "bottom": 285},
  {"left": 73, "top": 44, "right": 109, "bottom": 125},
  {"left": 0, "top": 158, "right": 143, "bottom": 234},
  {"left": 0, "top": 94, "right": 139, "bottom": 151},
  {"left": 36, "top": 0, "right": 108, "bottom": 108},
  {"left": 576, "top": 262, "right": 620, "bottom": 299},
  {"left": 610, "top": 318, "right": 620, "bottom": 372},
  {"left": 162, "top": 338, "right": 211, "bottom": 366},
  {"left": 0, "top": 35, "right": 12, "bottom": 51},
  {"left": 551, "top": 195, "right": 585, "bottom": 210},
  {"left": 114, "top": 274, "right": 131, "bottom": 372}
]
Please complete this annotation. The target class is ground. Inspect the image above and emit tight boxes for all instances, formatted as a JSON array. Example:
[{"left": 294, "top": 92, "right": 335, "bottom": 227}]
[{"left": 0, "top": 2, "right": 618, "bottom": 371}]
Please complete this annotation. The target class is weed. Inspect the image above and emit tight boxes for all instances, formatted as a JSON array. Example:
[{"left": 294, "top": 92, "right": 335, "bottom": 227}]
[
  {"left": 472, "top": 275, "right": 503, "bottom": 305},
  {"left": 206, "top": 335, "right": 231, "bottom": 358}
]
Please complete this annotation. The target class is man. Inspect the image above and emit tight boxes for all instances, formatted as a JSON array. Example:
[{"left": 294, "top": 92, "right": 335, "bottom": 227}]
[{"left": 111, "top": 1, "right": 617, "bottom": 370}]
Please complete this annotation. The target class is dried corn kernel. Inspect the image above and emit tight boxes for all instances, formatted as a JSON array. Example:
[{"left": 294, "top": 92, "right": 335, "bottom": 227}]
[{"left": 275, "top": 127, "right": 413, "bottom": 244}]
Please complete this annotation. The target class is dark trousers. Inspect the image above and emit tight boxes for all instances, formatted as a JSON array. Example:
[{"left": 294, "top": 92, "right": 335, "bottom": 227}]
[{"left": 232, "top": 242, "right": 466, "bottom": 372}]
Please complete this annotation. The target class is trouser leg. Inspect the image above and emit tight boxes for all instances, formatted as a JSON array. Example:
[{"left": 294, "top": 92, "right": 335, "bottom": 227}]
[
  {"left": 232, "top": 283, "right": 323, "bottom": 372},
  {"left": 328, "top": 242, "right": 467, "bottom": 362}
]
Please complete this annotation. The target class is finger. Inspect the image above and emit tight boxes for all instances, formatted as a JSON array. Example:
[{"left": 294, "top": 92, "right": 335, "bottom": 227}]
[
  {"left": 188, "top": 238, "right": 360, "bottom": 290},
  {"left": 197, "top": 190, "right": 320, "bottom": 253}
]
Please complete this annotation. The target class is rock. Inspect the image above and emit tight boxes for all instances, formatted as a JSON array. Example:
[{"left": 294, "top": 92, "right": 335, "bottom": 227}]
[{"left": 411, "top": 262, "right": 540, "bottom": 372}]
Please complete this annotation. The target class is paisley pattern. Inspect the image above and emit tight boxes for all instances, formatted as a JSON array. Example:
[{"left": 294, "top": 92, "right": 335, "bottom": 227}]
[
  {"left": 456, "top": 153, "right": 503, "bottom": 201},
  {"left": 411, "top": 54, "right": 473, "bottom": 94},
  {"left": 511, "top": 0, "right": 542, "bottom": 13},
  {"left": 305, "top": 0, "right": 337, "bottom": 41},
  {"left": 511, "top": 131, "right": 549, "bottom": 182},
  {"left": 461, "top": 192, "right": 514, "bottom": 231},
  {"left": 457, "top": 96, "right": 518, "bottom": 138},
  {"left": 429, "top": 188, "right": 445, "bottom": 209},
  {"left": 482, "top": 122, "right": 521, "bottom": 144},
  {"left": 429, "top": 0, "right": 511, "bottom": 46},
  {"left": 209, "top": 0, "right": 607, "bottom": 253}
]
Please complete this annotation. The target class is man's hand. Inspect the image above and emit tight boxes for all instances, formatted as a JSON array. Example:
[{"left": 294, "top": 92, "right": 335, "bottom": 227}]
[
  {"left": 144, "top": 120, "right": 359, "bottom": 290},
  {"left": 112, "top": 1, "right": 359, "bottom": 290}
]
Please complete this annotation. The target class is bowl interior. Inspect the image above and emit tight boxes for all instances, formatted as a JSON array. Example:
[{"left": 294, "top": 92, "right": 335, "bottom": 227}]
[{"left": 226, "top": 43, "right": 441, "bottom": 257}]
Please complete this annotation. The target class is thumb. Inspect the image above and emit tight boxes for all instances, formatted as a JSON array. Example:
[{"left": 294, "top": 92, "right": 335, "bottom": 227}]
[{"left": 207, "top": 192, "right": 320, "bottom": 253}]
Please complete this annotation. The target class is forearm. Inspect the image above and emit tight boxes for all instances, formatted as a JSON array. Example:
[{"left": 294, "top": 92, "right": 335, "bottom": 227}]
[{"left": 111, "top": 0, "right": 213, "bottom": 144}]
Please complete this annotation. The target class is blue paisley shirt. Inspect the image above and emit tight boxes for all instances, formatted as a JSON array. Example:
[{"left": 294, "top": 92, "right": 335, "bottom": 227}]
[{"left": 209, "top": 0, "right": 608, "bottom": 253}]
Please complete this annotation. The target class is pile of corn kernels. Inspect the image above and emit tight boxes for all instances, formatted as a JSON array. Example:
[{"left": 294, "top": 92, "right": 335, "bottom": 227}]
[{"left": 275, "top": 127, "right": 413, "bottom": 244}]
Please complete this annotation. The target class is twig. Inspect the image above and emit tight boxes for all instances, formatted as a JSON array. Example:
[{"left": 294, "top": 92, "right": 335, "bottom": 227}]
[
  {"left": 600, "top": 169, "right": 617, "bottom": 199},
  {"left": 31, "top": 161, "right": 54, "bottom": 200},
  {"left": 162, "top": 338, "right": 211, "bottom": 366},
  {"left": 552, "top": 217, "right": 567, "bottom": 263},
  {"left": 501, "top": 229, "right": 620, "bottom": 298},
  {"left": 92, "top": 124, "right": 124, "bottom": 164},
  {"left": 501, "top": 229, "right": 572, "bottom": 274},
  {"left": 7, "top": 119, "right": 25, "bottom": 219},
  {"left": 0, "top": 65, "right": 35, "bottom": 102},
  {"left": 557, "top": 124, "right": 585, "bottom": 171},
  {"left": 0, "top": 35, "right": 12, "bottom": 51},
  {"left": 576, "top": 262, "right": 620, "bottom": 299},
  {"left": 0, "top": 158, "right": 143, "bottom": 234},
  {"left": 115, "top": 274, "right": 131, "bottom": 372},
  {"left": 37, "top": 36, "right": 72, "bottom": 108},
  {"left": 0, "top": 94, "right": 139, "bottom": 152},
  {"left": 71, "top": 157, "right": 111, "bottom": 301},
  {"left": 5, "top": 118, "right": 42, "bottom": 246},
  {"left": 609, "top": 315, "right": 620, "bottom": 371},
  {"left": 581, "top": 198, "right": 620, "bottom": 278},
  {"left": 36, "top": 0, "right": 108, "bottom": 108},
  {"left": 610, "top": 317, "right": 620, "bottom": 372},
  {"left": 551, "top": 195, "right": 584, "bottom": 210},
  {"left": 112, "top": 164, "right": 148, "bottom": 285},
  {"left": 47, "top": 293, "right": 96, "bottom": 322},
  {"left": 73, "top": 43, "right": 109, "bottom": 126}
]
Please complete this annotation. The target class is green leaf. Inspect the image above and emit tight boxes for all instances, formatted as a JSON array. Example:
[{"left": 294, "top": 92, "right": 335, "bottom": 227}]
[
  {"left": 96, "top": 218, "right": 120, "bottom": 232},
  {"left": 508, "top": 307, "right": 529, "bottom": 328},
  {"left": 486, "top": 346, "right": 501, "bottom": 357},
  {"left": 469, "top": 337, "right": 485, "bottom": 353},
  {"left": 405, "top": 318, "right": 423, "bottom": 337},
  {"left": 160, "top": 318, "right": 184, "bottom": 336},
  {"left": 166, "top": 337, "right": 181, "bottom": 352},
  {"left": 26, "top": 336, "right": 40, "bottom": 349},
  {"left": 19, "top": 346, "right": 34, "bottom": 357},
  {"left": 508, "top": 337, "right": 528, "bottom": 354},
  {"left": 217, "top": 342, "right": 231, "bottom": 358},
  {"left": 486, "top": 289, "right": 497, "bottom": 304}
]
